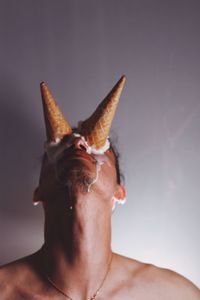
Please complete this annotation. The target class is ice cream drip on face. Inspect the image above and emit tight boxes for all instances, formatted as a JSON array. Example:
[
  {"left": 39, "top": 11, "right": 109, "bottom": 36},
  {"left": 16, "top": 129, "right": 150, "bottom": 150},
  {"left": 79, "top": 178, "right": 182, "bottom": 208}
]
[
  {"left": 85, "top": 161, "right": 101, "bottom": 193},
  {"left": 86, "top": 155, "right": 107, "bottom": 192}
]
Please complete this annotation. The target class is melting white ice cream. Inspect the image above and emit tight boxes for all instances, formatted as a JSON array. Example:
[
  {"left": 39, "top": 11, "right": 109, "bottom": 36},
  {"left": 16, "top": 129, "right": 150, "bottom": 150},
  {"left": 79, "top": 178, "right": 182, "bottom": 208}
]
[
  {"left": 71, "top": 133, "right": 110, "bottom": 155},
  {"left": 44, "top": 133, "right": 110, "bottom": 163},
  {"left": 86, "top": 157, "right": 104, "bottom": 192}
]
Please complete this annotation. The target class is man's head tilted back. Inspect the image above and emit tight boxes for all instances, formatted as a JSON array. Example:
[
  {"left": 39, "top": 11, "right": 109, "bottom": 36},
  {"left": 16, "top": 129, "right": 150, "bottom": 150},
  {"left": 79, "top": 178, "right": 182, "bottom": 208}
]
[
  {"left": 1, "top": 75, "right": 198, "bottom": 300},
  {"left": 33, "top": 76, "right": 126, "bottom": 211}
]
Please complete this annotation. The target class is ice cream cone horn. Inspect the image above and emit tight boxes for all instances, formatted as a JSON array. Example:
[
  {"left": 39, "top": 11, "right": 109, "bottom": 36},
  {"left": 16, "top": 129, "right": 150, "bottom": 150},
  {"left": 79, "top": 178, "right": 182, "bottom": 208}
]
[
  {"left": 80, "top": 75, "right": 126, "bottom": 149},
  {"left": 40, "top": 82, "right": 72, "bottom": 142}
]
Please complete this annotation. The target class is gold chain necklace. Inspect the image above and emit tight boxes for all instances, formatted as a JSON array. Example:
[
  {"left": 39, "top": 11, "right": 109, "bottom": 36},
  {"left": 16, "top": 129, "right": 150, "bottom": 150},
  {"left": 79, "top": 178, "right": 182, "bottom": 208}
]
[{"left": 46, "top": 254, "right": 113, "bottom": 300}]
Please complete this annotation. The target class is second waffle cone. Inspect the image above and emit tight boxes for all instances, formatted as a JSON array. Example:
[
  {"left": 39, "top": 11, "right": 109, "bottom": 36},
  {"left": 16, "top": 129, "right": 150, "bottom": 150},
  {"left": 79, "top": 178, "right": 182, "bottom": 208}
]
[{"left": 80, "top": 75, "right": 126, "bottom": 149}]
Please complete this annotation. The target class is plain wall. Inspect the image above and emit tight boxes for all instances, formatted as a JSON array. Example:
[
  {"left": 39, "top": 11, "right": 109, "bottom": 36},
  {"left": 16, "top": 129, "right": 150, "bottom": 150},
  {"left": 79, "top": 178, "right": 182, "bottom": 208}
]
[{"left": 0, "top": 0, "right": 199, "bottom": 287}]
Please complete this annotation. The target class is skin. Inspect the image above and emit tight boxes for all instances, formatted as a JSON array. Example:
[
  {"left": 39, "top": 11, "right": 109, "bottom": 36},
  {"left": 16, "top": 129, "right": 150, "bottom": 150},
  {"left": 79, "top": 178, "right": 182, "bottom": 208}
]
[{"left": 0, "top": 135, "right": 199, "bottom": 300}]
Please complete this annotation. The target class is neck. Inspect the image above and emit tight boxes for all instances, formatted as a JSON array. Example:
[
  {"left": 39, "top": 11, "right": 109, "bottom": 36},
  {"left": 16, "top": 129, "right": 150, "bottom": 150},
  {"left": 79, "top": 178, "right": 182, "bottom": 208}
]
[{"left": 41, "top": 192, "right": 113, "bottom": 298}]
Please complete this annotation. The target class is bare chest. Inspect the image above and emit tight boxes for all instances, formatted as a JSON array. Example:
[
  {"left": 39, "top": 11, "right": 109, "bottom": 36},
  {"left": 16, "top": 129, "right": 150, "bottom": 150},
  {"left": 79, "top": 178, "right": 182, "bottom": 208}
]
[{"left": 4, "top": 286, "right": 166, "bottom": 300}]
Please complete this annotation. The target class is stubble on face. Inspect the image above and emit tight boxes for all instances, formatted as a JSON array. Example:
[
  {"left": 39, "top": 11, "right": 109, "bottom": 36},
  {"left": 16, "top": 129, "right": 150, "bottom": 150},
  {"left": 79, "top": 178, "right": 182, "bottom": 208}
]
[{"left": 56, "top": 158, "right": 97, "bottom": 195}]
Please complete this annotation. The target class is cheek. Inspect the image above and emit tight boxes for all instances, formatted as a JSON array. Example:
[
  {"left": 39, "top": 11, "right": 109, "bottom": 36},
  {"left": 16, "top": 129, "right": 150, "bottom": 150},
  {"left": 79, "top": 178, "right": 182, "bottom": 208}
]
[
  {"left": 93, "top": 164, "right": 117, "bottom": 199},
  {"left": 39, "top": 165, "right": 62, "bottom": 201}
]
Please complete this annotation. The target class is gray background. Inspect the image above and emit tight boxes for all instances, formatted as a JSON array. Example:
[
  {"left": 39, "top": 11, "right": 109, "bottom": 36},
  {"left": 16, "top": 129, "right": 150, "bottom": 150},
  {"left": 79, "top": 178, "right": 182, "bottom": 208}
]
[{"left": 0, "top": 0, "right": 199, "bottom": 287}]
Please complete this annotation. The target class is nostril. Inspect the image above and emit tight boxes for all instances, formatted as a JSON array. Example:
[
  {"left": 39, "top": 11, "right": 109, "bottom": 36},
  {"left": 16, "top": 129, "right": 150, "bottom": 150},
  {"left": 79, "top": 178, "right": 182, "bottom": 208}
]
[
  {"left": 80, "top": 144, "right": 87, "bottom": 151},
  {"left": 74, "top": 138, "right": 87, "bottom": 151}
]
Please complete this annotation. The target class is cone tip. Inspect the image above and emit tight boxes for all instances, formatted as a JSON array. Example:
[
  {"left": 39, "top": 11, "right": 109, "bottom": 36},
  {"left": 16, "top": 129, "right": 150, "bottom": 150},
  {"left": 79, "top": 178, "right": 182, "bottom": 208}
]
[
  {"left": 40, "top": 81, "right": 47, "bottom": 89},
  {"left": 119, "top": 75, "right": 126, "bottom": 84}
]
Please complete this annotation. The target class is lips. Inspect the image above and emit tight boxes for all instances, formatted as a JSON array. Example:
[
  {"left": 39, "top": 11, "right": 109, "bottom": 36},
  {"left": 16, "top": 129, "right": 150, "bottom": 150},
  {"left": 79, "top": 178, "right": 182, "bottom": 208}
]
[{"left": 64, "top": 149, "right": 97, "bottom": 164}]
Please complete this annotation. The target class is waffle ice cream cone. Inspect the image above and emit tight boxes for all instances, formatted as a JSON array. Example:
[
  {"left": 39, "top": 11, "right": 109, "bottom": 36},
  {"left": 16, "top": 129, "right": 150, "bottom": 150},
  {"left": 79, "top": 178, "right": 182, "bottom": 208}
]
[
  {"left": 80, "top": 75, "right": 126, "bottom": 149},
  {"left": 40, "top": 82, "right": 72, "bottom": 142}
]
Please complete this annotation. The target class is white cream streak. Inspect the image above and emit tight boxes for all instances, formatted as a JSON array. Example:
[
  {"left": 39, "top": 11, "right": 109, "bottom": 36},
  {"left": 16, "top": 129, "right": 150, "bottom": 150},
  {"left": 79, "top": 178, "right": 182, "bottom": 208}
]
[
  {"left": 44, "top": 133, "right": 110, "bottom": 162},
  {"left": 87, "top": 160, "right": 104, "bottom": 192},
  {"left": 71, "top": 133, "right": 110, "bottom": 155}
]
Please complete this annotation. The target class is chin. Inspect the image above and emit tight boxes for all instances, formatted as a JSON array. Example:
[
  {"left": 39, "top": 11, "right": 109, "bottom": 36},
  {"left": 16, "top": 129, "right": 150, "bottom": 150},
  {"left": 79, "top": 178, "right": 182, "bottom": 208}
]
[
  {"left": 56, "top": 159, "right": 97, "bottom": 194},
  {"left": 63, "top": 168, "right": 95, "bottom": 194}
]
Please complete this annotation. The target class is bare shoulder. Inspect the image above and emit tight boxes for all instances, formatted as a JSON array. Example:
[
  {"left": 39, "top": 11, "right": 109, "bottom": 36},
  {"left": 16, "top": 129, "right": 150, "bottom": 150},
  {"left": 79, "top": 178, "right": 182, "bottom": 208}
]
[
  {"left": 143, "top": 262, "right": 200, "bottom": 300},
  {"left": 113, "top": 253, "right": 200, "bottom": 300},
  {"left": 0, "top": 259, "right": 19, "bottom": 299},
  {"left": 0, "top": 256, "right": 30, "bottom": 299},
  {"left": 0, "top": 252, "right": 44, "bottom": 299}
]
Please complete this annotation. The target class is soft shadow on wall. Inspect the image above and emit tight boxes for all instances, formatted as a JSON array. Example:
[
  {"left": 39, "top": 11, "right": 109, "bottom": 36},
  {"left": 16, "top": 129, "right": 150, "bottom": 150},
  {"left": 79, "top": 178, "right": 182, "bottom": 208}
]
[{"left": 0, "top": 73, "right": 44, "bottom": 263}]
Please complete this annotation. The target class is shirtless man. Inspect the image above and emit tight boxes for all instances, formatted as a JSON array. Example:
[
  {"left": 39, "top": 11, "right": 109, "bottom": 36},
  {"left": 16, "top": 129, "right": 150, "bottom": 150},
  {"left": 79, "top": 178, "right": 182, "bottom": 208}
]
[{"left": 0, "top": 76, "right": 199, "bottom": 299}]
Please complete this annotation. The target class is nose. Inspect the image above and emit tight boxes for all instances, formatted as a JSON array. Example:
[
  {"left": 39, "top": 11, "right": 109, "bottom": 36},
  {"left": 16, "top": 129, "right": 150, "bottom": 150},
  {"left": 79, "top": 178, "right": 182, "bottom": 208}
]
[{"left": 73, "top": 137, "right": 87, "bottom": 151}]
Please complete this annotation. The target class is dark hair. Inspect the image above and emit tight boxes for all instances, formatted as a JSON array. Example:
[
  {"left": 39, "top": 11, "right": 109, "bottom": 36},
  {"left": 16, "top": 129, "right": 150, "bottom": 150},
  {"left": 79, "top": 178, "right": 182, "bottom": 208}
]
[{"left": 109, "top": 139, "right": 124, "bottom": 185}]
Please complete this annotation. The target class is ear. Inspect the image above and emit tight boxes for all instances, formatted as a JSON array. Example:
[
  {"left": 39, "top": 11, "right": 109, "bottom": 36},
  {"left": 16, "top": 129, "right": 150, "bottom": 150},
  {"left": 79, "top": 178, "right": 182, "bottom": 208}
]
[
  {"left": 32, "top": 187, "right": 42, "bottom": 205},
  {"left": 113, "top": 185, "right": 126, "bottom": 204}
]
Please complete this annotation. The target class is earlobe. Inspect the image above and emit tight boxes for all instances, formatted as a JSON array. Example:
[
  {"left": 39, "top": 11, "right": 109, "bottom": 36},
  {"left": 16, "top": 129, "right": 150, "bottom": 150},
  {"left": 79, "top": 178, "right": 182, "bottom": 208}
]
[
  {"left": 114, "top": 185, "right": 126, "bottom": 204},
  {"left": 32, "top": 187, "right": 42, "bottom": 205}
]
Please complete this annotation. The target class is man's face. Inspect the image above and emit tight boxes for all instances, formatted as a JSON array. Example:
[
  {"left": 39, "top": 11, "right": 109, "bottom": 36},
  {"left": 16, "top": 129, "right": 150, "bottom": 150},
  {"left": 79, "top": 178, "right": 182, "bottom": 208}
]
[{"left": 36, "top": 133, "right": 119, "bottom": 207}]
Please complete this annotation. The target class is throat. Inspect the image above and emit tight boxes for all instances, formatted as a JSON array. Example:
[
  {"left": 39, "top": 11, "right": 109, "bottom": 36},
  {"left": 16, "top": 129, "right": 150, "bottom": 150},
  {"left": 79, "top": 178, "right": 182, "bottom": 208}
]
[
  {"left": 44, "top": 196, "right": 112, "bottom": 264},
  {"left": 42, "top": 213, "right": 112, "bottom": 298},
  {"left": 43, "top": 191, "right": 113, "bottom": 299}
]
